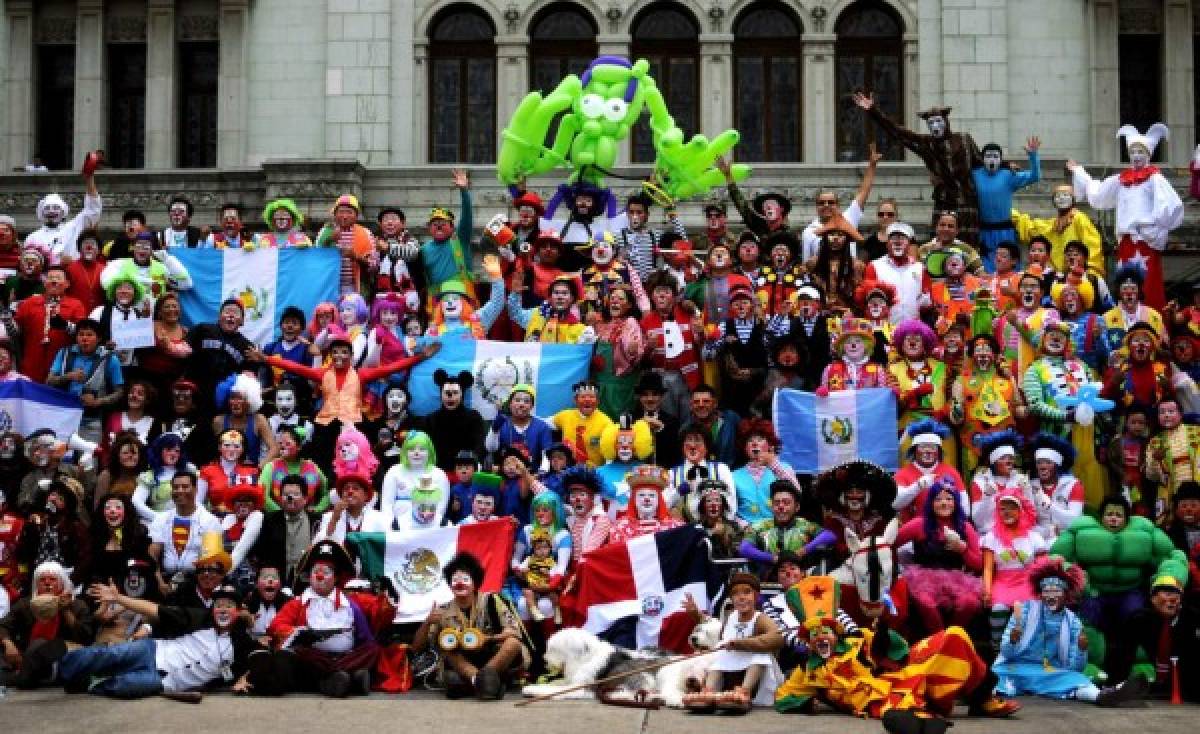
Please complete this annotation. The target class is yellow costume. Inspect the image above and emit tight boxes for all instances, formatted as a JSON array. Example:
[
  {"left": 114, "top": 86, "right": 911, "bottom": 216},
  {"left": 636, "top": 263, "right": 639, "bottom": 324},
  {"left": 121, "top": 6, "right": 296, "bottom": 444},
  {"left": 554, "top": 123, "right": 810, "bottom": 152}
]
[
  {"left": 1013, "top": 207, "right": 1104, "bottom": 277},
  {"left": 551, "top": 409, "right": 614, "bottom": 468}
]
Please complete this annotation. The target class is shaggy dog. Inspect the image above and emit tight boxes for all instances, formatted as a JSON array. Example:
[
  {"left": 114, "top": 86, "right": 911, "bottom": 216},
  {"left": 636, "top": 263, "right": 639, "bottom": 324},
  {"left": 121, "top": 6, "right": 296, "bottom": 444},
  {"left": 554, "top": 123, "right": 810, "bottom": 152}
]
[{"left": 521, "top": 620, "right": 722, "bottom": 708}]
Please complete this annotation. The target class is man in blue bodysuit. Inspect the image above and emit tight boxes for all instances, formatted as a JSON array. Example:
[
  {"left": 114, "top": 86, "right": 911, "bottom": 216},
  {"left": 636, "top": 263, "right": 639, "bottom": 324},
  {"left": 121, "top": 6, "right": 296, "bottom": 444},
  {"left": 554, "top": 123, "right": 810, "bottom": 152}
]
[{"left": 972, "top": 137, "right": 1041, "bottom": 272}]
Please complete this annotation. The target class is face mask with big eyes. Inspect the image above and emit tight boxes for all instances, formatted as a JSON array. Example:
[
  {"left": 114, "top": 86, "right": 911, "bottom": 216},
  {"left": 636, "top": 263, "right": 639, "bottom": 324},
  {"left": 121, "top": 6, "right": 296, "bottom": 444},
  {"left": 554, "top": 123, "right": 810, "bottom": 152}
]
[
  {"left": 983, "top": 151, "right": 1002, "bottom": 173},
  {"left": 580, "top": 94, "right": 605, "bottom": 119}
]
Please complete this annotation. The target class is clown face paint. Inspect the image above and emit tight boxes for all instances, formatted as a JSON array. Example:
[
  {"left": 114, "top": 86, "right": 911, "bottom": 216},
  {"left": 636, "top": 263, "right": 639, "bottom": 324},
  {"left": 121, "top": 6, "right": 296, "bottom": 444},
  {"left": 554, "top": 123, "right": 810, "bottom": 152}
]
[
  {"left": 1019, "top": 278, "right": 1042, "bottom": 309},
  {"left": 737, "top": 240, "right": 759, "bottom": 266},
  {"left": 972, "top": 341, "right": 995, "bottom": 372},
  {"left": 812, "top": 628, "right": 838, "bottom": 659},
  {"left": 441, "top": 293, "right": 464, "bottom": 321},
  {"left": 103, "top": 497, "right": 125, "bottom": 527},
  {"left": 708, "top": 245, "right": 731, "bottom": 271},
  {"left": 272, "top": 209, "right": 294, "bottom": 233},
  {"left": 1040, "top": 585, "right": 1066, "bottom": 612},
  {"left": 770, "top": 244, "right": 791, "bottom": 269},
  {"left": 278, "top": 432, "right": 300, "bottom": 460},
  {"left": 1128, "top": 332, "right": 1154, "bottom": 362},
  {"left": 212, "top": 598, "right": 239, "bottom": 630},
  {"left": 385, "top": 388, "right": 407, "bottom": 416},
  {"left": 36, "top": 572, "right": 65, "bottom": 596},
  {"left": 429, "top": 217, "right": 455, "bottom": 241},
  {"left": 534, "top": 504, "right": 554, "bottom": 528},
  {"left": 982, "top": 149, "right": 1003, "bottom": 173},
  {"left": 275, "top": 389, "right": 296, "bottom": 418},
  {"left": 914, "top": 443, "right": 940, "bottom": 467},
  {"left": 842, "top": 335, "right": 867, "bottom": 361},
  {"left": 651, "top": 286, "right": 675, "bottom": 314},
  {"left": 441, "top": 383, "right": 463, "bottom": 410},
  {"left": 406, "top": 443, "right": 430, "bottom": 469},
  {"left": 568, "top": 488, "right": 593, "bottom": 515},
  {"left": 575, "top": 390, "right": 598, "bottom": 416},
  {"left": 592, "top": 237, "right": 615, "bottom": 265},
  {"left": 42, "top": 203, "right": 65, "bottom": 226},
  {"left": 309, "top": 560, "right": 337, "bottom": 595},
  {"left": 256, "top": 568, "right": 282, "bottom": 600},
  {"left": 1035, "top": 458, "right": 1058, "bottom": 483},
  {"left": 449, "top": 570, "right": 476, "bottom": 599},
  {"left": 1053, "top": 190, "right": 1074, "bottom": 211},
  {"left": 573, "top": 194, "right": 594, "bottom": 217},
  {"left": 925, "top": 115, "right": 947, "bottom": 138},
  {"left": 219, "top": 437, "right": 244, "bottom": 463},
  {"left": 944, "top": 254, "right": 965, "bottom": 278},
  {"left": 901, "top": 333, "right": 925, "bottom": 360},
  {"left": 615, "top": 432, "right": 635, "bottom": 462},
  {"left": 1128, "top": 143, "right": 1151, "bottom": 169},
  {"left": 1042, "top": 330, "right": 1067, "bottom": 356},
  {"left": 219, "top": 303, "right": 243, "bottom": 332},
  {"left": 1158, "top": 401, "right": 1182, "bottom": 430},
  {"left": 634, "top": 488, "right": 659, "bottom": 520},
  {"left": 889, "top": 233, "right": 910, "bottom": 259}
]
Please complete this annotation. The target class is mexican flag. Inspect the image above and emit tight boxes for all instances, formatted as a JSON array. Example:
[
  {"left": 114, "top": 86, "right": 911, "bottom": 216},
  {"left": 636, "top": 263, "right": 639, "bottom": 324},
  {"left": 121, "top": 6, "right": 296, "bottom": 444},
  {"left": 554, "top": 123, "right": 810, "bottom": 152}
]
[{"left": 348, "top": 519, "right": 515, "bottom": 623}]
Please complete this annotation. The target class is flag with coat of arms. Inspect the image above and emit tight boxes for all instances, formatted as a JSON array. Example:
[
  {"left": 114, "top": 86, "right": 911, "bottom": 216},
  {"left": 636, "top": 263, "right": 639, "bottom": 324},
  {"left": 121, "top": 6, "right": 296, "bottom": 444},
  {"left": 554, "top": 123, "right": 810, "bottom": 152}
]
[
  {"left": 0, "top": 380, "right": 83, "bottom": 439},
  {"left": 174, "top": 248, "right": 340, "bottom": 344},
  {"left": 407, "top": 336, "right": 593, "bottom": 419},
  {"left": 772, "top": 387, "right": 899, "bottom": 473}
]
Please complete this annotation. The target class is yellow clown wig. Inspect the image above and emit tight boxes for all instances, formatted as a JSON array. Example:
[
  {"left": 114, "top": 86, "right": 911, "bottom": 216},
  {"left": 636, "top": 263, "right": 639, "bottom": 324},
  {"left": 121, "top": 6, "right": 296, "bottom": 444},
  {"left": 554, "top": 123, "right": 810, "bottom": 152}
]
[
  {"left": 1050, "top": 277, "right": 1095, "bottom": 311},
  {"left": 599, "top": 416, "right": 654, "bottom": 462}
]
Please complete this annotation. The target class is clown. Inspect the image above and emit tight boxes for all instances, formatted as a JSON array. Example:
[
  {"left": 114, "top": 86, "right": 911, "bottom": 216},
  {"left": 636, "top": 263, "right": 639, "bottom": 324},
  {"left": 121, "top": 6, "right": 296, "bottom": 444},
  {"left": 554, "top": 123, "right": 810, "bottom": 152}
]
[
  {"left": 728, "top": 419, "right": 799, "bottom": 526},
  {"left": 595, "top": 414, "right": 654, "bottom": 513},
  {"left": 203, "top": 203, "right": 247, "bottom": 248},
  {"left": 889, "top": 319, "right": 948, "bottom": 438},
  {"left": 969, "top": 429, "right": 1040, "bottom": 536},
  {"left": 314, "top": 473, "right": 390, "bottom": 544},
  {"left": 684, "top": 239, "right": 744, "bottom": 331},
  {"left": 91, "top": 272, "right": 151, "bottom": 368},
  {"left": 372, "top": 206, "right": 420, "bottom": 301},
  {"left": 779, "top": 283, "right": 833, "bottom": 388},
  {"left": 259, "top": 424, "right": 327, "bottom": 512},
  {"left": 415, "top": 170, "right": 475, "bottom": 306},
  {"left": 579, "top": 231, "right": 635, "bottom": 321},
  {"left": 613, "top": 191, "right": 686, "bottom": 282},
  {"left": 754, "top": 232, "right": 807, "bottom": 316},
  {"left": 817, "top": 460, "right": 897, "bottom": 567},
  {"left": 1107, "top": 406, "right": 1154, "bottom": 516},
  {"left": 511, "top": 492, "right": 571, "bottom": 622},
  {"left": 1015, "top": 184, "right": 1105, "bottom": 277},
  {"left": 315, "top": 194, "right": 378, "bottom": 295},
  {"left": 5, "top": 242, "right": 49, "bottom": 305},
  {"left": 611, "top": 465, "right": 682, "bottom": 541},
  {"left": 855, "top": 93, "right": 983, "bottom": 243},
  {"left": 220, "top": 485, "right": 265, "bottom": 590},
  {"left": 1108, "top": 321, "right": 1196, "bottom": 418},
  {"left": 212, "top": 372, "right": 275, "bottom": 465},
  {"left": 774, "top": 575, "right": 1020, "bottom": 718},
  {"left": 725, "top": 174, "right": 793, "bottom": 240},
  {"left": 265, "top": 540, "right": 380, "bottom": 697},
  {"left": 971, "top": 137, "right": 1041, "bottom": 272},
  {"left": 550, "top": 380, "right": 613, "bottom": 468},
  {"left": 361, "top": 291, "right": 420, "bottom": 418},
  {"left": 806, "top": 214, "right": 866, "bottom": 313},
  {"left": 198, "top": 429, "right": 262, "bottom": 515},
  {"left": 25, "top": 155, "right": 103, "bottom": 262},
  {"left": 100, "top": 232, "right": 192, "bottom": 306},
  {"left": 422, "top": 370, "right": 485, "bottom": 473},
  {"left": 993, "top": 557, "right": 1149, "bottom": 706},
  {"left": 893, "top": 419, "right": 968, "bottom": 524},
  {"left": 561, "top": 466, "right": 613, "bottom": 562},
  {"left": 738, "top": 481, "right": 833, "bottom": 574},
  {"left": 379, "top": 430, "right": 450, "bottom": 529},
  {"left": 0, "top": 486, "right": 27, "bottom": 603},
  {"left": 1023, "top": 321, "right": 1110, "bottom": 509},
  {"left": 426, "top": 270, "right": 506, "bottom": 340},
  {"left": 980, "top": 488, "right": 1048, "bottom": 649},
  {"left": 1069, "top": 124, "right": 1183, "bottom": 309},
  {"left": 999, "top": 271, "right": 1060, "bottom": 377},
  {"left": 1102, "top": 264, "right": 1163, "bottom": 355},
  {"left": 1029, "top": 432, "right": 1085, "bottom": 539},
  {"left": 254, "top": 198, "right": 312, "bottom": 248},
  {"left": 160, "top": 195, "right": 204, "bottom": 249},
  {"left": 733, "top": 230, "right": 763, "bottom": 284},
  {"left": 1144, "top": 398, "right": 1200, "bottom": 525},
  {"left": 268, "top": 381, "right": 313, "bottom": 447},
  {"left": 508, "top": 272, "right": 595, "bottom": 344},
  {"left": 817, "top": 317, "right": 890, "bottom": 395},
  {"left": 1050, "top": 277, "right": 1109, "bottom": 371},
  {"left": 854, "top": 279, "right": 897, "bottom": 358},
  {"left": 929, "top": 247, "right": 981, "bottom": 333},
  {"left": 950, "top": 333, "right": 1023, "bottom": 472},
  {"left": 332, "top": 292, "right": 370, "bottom": 364},
  {"left": 533, "top": 181, "right": 618, "bottom": 273},
  {"left": 589, "top": 281, "right": 646, "bottom": 419},
  {"left": 704, "top": 281, "right": 769, "bottom": 412},
  {"left": 133, "top": 432, "right": 198, "bottom": 524},
  {"left": 484, "top": 383, "right": 555, "bottom": 469},
  {"left": 458, "top": 472, "right": 501, "bottom": 526},
  {"left": 864, "top": 221, "right": 932, "bottom": 326},
  {"left": 667, "top": 422, "right": 736, "bottom": 518},
  {"left": 331, "top": 426, "right": 379, "bottom": 485},
  {"left": 404, "top": 480, "right": 446, "bottom": 533}
]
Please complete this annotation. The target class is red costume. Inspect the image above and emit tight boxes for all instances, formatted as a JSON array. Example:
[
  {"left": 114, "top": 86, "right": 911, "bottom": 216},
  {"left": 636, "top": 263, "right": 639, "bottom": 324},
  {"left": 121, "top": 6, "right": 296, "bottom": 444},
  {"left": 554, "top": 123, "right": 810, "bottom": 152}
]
[{"left": 15, "top": 293, "right": 86, "bottom": 382}]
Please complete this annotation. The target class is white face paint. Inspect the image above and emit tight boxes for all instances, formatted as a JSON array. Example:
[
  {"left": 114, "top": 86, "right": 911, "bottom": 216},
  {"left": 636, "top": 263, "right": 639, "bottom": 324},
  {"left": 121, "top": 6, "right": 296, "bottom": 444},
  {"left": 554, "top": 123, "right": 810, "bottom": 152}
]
[
  {"left": 275, "top": 390, "right": 296, "bottom": 418},
  {"left": 1129, "top": 143, "right": 1150, "bottom": 169},
  {"left": 1052, "top": 191, "right": 1074, "bottom": 210},
  {"left": 339, "top": 441, "right": 359, "bottom": 462},
  {"left": 982, "top": 150, "right": 1002, "bottom": 173},
  {"left": 379, "top": 308, "right": 400, "bottom": 327},
  {"left": 925, "top": 116, "right": 947, "bottom": 138},
  {"left": 441, "top": 293, "right": 464, "bottom": 320},
  {"left": 385, "top": 389, "right": 407, "bottom": 415},
  {"left": 842, "top": 335, "right": 867, "bottom": 361},
  {"left": 340, "top": 303, "right": 358, "bottom": 327},
  {"left": 615, "top": 434, "right": 635, "bottom": 462},
  {"left": 42, "top": 204, "right": 65, "bottom": 226},
  {"left": 634, "top": 488, "right": 659, "bottom": 520},
  {"left": 406, "top": 444, "right": 429, "bottom": 469},
  {"left": 592, "top": 239, "right": 615, "bottom": 265}
]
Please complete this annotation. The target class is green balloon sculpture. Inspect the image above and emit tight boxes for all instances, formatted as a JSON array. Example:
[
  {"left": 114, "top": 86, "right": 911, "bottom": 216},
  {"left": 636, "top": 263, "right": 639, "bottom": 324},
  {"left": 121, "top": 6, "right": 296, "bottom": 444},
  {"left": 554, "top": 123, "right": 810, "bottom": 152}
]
[{"left": 498, "top": 56, "right": 751, "bottom": 201}]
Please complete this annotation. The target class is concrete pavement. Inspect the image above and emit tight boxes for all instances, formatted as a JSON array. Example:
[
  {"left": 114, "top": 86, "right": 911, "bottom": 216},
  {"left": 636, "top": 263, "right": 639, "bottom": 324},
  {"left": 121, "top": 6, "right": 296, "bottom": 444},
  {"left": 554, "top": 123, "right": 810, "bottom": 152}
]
[{"left": 1, "top": 690, "right": 1195, "bottom": 734}]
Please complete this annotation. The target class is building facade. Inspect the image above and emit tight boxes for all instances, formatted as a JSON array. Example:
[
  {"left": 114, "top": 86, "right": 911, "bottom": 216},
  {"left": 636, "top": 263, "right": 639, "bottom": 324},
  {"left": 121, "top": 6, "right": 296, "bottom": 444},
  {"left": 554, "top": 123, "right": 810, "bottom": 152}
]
[{"left": 2, "top": 0, "right": 1197, "bottom": 172}]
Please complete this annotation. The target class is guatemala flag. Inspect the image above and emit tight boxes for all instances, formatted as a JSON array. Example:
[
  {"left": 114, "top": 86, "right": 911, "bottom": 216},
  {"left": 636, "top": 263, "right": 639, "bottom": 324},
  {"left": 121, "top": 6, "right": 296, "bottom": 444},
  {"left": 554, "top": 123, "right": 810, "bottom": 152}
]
[
  {"left": 773, "top": 387, "right": 899, "bottom": 473},
  {"left": 408, "top": 336, "right": 593, "bottom": 420},
  {"left": 174, "top": 248, "right": 340, "bottom": 345},
  {"left": 0, "top": 381, "right": 84, "bottom": 439},
  {"left": 571, "top": 525, "right": 723, "bottom": 653},
  {"left": 348, "top": 519, "right": 515, "bottom": 623}
]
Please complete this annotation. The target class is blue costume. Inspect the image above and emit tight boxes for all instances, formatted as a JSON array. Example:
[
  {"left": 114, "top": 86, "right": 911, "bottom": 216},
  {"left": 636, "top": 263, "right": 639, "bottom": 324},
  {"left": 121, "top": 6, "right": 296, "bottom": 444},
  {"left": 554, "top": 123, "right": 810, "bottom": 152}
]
[
  {"left": 993, "top": 600, "right": 1098, "bottom": 700},
  {"left": 488, "top": 414, "right": 555, "bottom": 468},
  {"left": 972, "top": 149, "right": 1040, "bottom": 272}
]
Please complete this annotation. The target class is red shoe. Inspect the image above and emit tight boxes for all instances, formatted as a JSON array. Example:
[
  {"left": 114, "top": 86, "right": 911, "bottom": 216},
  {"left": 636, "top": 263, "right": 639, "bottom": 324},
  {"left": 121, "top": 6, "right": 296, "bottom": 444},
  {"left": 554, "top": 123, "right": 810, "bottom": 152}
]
[{"left": 975, "top": 696, "right": 1021, "bottom": 717}]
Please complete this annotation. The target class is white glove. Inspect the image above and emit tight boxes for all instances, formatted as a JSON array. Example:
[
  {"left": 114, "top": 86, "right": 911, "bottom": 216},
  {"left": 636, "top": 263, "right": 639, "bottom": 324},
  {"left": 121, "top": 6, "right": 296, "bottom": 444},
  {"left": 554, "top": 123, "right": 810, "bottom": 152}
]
[
  {"left": 1075, "top": 402, "right": 1095, "bottom": 426},
  {"left": 390, "top": 240, "right": 419, "bottom": 261},
  {"left": 404, "top": 291, "right": 420, "bottom": 313},
  {"left": 151, "top": 248, "right": 168, "bottom": 262},
  {"left": 577, "top": 326, "right": 597, "bottom": 345},
  {"left": 498, "top": 246, "right": 516, "bottom": 262}
]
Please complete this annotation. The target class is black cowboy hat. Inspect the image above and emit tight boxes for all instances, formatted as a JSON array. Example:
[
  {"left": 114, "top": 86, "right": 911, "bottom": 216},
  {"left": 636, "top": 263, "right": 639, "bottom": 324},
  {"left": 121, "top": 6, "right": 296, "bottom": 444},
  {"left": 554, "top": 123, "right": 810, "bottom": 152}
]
[
  {"left": 815, "top": 459, "right": 897, "bottom": 516},
  {"left": 751, "top": 191, "right": 792, "bottom": 218}
]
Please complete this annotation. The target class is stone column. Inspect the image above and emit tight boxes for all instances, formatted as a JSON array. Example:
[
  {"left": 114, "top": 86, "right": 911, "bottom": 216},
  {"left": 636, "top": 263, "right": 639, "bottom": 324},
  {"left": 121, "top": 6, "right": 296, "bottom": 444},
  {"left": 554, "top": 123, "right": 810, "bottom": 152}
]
[
  {"left": 903, "top": 34, "right": 920, "bottom": 163},
  {"left": 145, "top": 0, "right": 177, "bottom": 169},
  {"left": 1088, "top": 0, "right": 1121, "bottom": 162},
  {"left": 412, "top": 40, "right": 429, "bottom": 163},
  {"left": 496, "top": 36, "right": 529, "bottom": 156},
  {"left": 699, "top": 33, "right": 734, "bottom": 137},
  {"left": 74, "top": 0, "right": 106, "bottom": 161},
  {"left": 4, "top": 1, "right": 36, "bottom": 171},
  {"left": 802, "top": 33, "right": 837, "bottom": 163},
  {"left": 217, "top": 0, "right": 250, "bottom": 167},
  {"left": 1163, "top": 0, "right": 1195, "bottom": 161}
]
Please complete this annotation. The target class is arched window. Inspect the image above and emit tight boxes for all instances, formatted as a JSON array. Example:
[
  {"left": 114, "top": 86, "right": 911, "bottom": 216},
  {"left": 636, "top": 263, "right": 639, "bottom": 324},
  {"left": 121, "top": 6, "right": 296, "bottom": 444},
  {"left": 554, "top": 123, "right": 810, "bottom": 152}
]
[
  {"left": 529, "top": 4, "right": 598, "bottom": 92},
  {"left": 835, "top": 1, "right": 904, "bottom": 161},
  {"left": 631, "top": 4, "right": 699, "bottom": 163},
  {"left": 733, "top": 2, "right": 803, "bottom": 162},
  {"left": 428, "top": 5, "right": 496, "bottom": 163}
]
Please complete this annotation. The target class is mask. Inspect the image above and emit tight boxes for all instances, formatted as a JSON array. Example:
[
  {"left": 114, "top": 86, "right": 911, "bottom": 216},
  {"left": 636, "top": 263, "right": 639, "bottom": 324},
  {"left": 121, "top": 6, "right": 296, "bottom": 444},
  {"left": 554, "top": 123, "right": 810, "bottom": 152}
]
[
  {"left": 982, "top": 150, "right": 1002, "bottom": 173},
  {"left": 1052, "top": 191, "right": 1073, "bottom": 210},
  {"left": 925, "top": 116, "right": 947, "bottom": 137},
  {"left": 275, "top": 390, "right": 296, "bottom": 418},
  {"left": 386, "top": 390, "right": 407, "bottom": 415}
]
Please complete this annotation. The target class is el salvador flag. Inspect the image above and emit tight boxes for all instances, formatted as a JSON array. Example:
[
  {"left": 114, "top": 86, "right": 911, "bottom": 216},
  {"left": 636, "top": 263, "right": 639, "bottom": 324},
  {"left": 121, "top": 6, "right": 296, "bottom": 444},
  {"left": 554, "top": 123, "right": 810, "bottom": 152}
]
[
  {"left": 407, "top": 336, "right": 593, "bottom": 420},
  {"left": 772, "top": 387, "right": 899, "bottom": 473},
  {"left": 0, "top": 381, "right": 84, "bottom": 439},
  {"left": 174, "top": 248, "right": 340, "bottom": 344}
]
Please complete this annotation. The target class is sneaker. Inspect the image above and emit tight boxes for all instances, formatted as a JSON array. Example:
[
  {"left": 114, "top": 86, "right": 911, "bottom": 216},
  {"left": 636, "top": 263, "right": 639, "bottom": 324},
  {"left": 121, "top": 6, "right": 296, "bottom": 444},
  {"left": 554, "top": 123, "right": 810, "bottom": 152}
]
[
  {"left": 475, "top": 667, "right": 503, "bottom": 700},
  {"left": 1096, "top": 673, "right": 1150, "bottom": 708},
  {"left": 971, "top": 696, "right": 1021, "bottom": 717},
  {"left": 442, "top": 670, "right": 469, "bottom": 699},
  {"left": 352, "top": 669, "right": 372, "bottom": 696},
  {"left": 319, "top": 671, "right": 352, "bottom": 698}
]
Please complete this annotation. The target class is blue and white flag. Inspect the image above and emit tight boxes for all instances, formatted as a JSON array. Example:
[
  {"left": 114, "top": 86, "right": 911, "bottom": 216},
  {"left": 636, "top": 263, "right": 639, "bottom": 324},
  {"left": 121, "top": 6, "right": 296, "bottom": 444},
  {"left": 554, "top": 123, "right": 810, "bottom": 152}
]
[
  {"left": 772, "top": 387, "right": 898, "bottom": 473},
  {"left": 408, "top": 337, "right": 592, "bottom": 420},
  {"left": 0, "top": 380, "right": 84, "bottom": 439},
  {"left": 174, "top": 248, "right": 340, "bottom": 344}
]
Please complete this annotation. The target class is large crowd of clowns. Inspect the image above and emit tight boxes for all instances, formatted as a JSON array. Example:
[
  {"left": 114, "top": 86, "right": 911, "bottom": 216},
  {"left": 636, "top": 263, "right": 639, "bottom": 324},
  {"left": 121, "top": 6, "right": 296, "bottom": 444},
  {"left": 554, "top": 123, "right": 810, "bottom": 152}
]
[{"left": 0, "top": 110, "right": 1197, "bottom": 726}]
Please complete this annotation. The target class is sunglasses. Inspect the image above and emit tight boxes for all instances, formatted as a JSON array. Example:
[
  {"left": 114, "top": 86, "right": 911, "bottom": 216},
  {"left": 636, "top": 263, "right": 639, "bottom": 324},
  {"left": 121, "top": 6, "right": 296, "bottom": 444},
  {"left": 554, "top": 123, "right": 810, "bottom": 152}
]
[
  {"left": 878, "top": 211, "right": 897, "bottom": 218},
  {"left": 816, "top": 199, "right": 837, "bottom": 206}
]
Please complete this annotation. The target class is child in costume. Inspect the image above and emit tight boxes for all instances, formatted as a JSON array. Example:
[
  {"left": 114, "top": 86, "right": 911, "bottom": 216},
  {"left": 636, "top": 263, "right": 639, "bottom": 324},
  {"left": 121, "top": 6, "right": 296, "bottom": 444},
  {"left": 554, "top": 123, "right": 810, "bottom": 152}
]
[
  {"left": 512, "top": 492, "right": 570, "bottom": 622},
  {"left": 507, "top": 272, "right": 595, "bottom": 344},
  {"left": 425, "top": 266, "right": 505, "bottom": 340},
  {"left": 1107, "top": 407, "right": 1154, "bottom": 516},
  {"left": 1144, "top": 398, "right": 1200, "bottom": 525},
  {"left": 362, "top": 292, "right": 421, "bottom": 419},
  {"left": 372, "top": 206, "right": 420, "bottom": 302},
  {"left": 459, "top": 473, "right": 502, "bottom": 526},
  {"left": 315, "top": 194, "right": 378, "bottom": 295},
  {"left": 518, "top": 530, "right": 562, "bottom": 623},
  {"left": 333, "top": 292, "right": 370, "bottom": 365},
  {"left": 981, "top": 488, "right": 1048, "bottom": 650},
  {"left": 992, "top": 557, "right": 1149, "bottom": 706},
  {"left": 855, "top": 279, "right": 897, "bottom": 360},
  {"left": 445, "top": 452, "right": 478, "bottom": 525}
]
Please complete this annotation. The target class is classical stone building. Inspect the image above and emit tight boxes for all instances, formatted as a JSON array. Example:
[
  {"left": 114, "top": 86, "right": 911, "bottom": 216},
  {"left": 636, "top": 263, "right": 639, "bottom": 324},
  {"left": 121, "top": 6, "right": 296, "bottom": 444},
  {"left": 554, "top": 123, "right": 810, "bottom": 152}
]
[{"left": 0, "top": 0, "right": 1197, "bottom": 282}]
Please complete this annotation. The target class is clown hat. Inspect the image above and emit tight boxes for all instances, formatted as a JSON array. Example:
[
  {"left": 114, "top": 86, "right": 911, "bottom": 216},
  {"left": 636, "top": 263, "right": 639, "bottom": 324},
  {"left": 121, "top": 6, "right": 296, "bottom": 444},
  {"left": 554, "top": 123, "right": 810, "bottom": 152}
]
[
  {"left": 785, "top": 576, "right": 842, "bottom": 638},
  {"left": 436, "top": 280, "right": 472, "bottom": 301},
  {"left": 854, "top": 279, "right": 897, "bottom": 311},
  {"left": 815, "top": 459, "right": 897, "bottom": 514},
  {"left": 334, "top": 472, "right": 375, "bottom": 502},
  {"left": 428, "top": 206, "right": 455, "bottom": 223},
  {"left": 559, "top": 465, "right": 601, "bottom": 494},
  {"left": 195, "top": 531, "right": 233, "bottom": 574},
  {"left": 330, "top": 194, "right": 360, "bottom": 215},
  {"left": 831, "top": 317, "right": 876, "bottom": 355},
  {"left": 1051, "top": 277, "right": 1095, "bottom": 311},
  {"left": 1117, "top": 123, "right": 1169, "bottom": 157},
  {"left": 974, "top": 428, "right": 1023, "bottom": 465},
  {"left": 1122, "top": 320, "right": 1161, "bottom": 350},
  {"left": 533, "top": 230, "right": 565, "bottom": 251},
  {"left": 1027, "top": 556, "right": 1086, "bottom": 602},
  {"left": 1030, "top": 432, "right": 1076, "bottom": 472},
  {"left": 626, "top": 464, "right": 668, "bottom": 492}
]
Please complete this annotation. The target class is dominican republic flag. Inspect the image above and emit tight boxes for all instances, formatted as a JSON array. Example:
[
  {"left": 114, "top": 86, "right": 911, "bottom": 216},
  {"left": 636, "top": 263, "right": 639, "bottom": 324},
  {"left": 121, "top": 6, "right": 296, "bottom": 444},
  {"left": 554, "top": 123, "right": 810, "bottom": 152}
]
[
  {"left": 174, "top": 248, "right": 340, "bottom": 345},
  {"left": 773, "top": 387, "right": 899, "bottom": 473},
  {"left": 574, "top": 525, "right": 722, "bottom": 653},
  {"left": 408, "top": 336, "right": 592, "bottom": 420},
  {"left": 0, "top": 381, "right": 83, "bottom": 439},
  {"left": 347, "top": 518, "right": 514, "bottom": 623}
]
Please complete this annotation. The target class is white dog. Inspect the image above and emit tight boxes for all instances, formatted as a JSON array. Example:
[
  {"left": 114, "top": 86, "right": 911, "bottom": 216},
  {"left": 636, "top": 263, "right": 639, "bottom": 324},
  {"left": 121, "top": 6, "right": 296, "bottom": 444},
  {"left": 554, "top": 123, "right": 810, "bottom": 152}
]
[{"left": 522, "top": 621, "right": 721, "bottom": 708}]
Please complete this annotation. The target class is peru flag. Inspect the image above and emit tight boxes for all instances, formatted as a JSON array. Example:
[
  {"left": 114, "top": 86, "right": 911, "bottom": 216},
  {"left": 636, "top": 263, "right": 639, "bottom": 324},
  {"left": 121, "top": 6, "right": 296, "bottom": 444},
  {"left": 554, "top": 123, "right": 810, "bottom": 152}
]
[{"left": 574, "top": 525, "right": 722, "bottom": 652}]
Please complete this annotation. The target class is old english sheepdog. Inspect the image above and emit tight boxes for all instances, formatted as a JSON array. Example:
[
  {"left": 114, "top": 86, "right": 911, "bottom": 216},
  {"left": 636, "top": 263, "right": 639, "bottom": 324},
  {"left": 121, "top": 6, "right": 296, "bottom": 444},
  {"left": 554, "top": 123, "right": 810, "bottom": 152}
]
[{"left": 521, "top": 620, "right": 722, "bottom": 708}]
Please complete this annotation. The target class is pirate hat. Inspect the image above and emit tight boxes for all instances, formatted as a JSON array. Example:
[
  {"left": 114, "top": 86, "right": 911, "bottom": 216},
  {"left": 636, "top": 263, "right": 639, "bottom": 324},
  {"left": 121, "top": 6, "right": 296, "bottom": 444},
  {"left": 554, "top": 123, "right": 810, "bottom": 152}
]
[{"left": 298, "top": 540, "right": 356, "bottom": 577}]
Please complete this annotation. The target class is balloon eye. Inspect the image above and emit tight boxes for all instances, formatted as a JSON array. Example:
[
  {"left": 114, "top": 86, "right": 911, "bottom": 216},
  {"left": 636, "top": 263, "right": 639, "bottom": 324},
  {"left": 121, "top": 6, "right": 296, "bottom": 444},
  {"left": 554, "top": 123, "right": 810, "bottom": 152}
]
[
  {"left": 604, "top": 99, "right": 629, "bottom": 122},
  {"left": 580, "top": 94, "right": 605, "bottom": 119}
]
